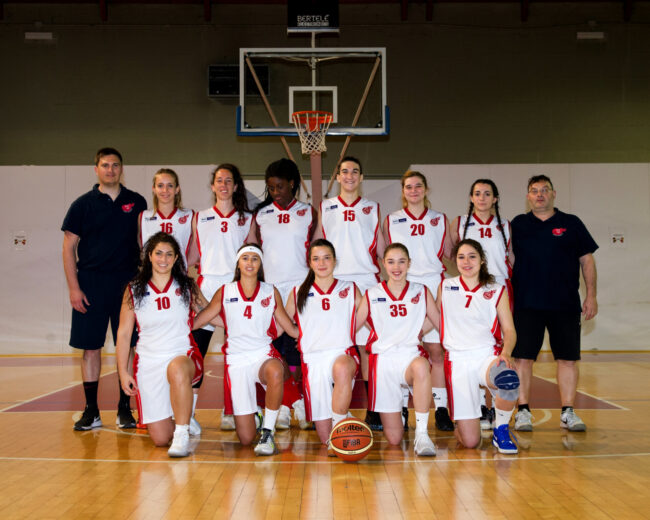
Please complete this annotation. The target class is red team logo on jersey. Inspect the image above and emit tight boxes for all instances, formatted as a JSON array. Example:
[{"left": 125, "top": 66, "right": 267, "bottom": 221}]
[
  {"left": 430, "top": 217, "right": 440, "bottom": 226},
  {"left": 178, "top": 214, "right": 189, "bottom": 224},
  {"left": 122, "top": 203, "right": 135, "bottom": 213},
  {"left": 338, "top": 287, "right": 350, "bottom": 298},
  {"left": 175, "top": 288, "right": 182, "bottom": 296},
  {"left": 260, "top": 296, "right": 272, "bottom": 308},
  {"left": 552, "top": 228, "right": 567, "bottom": 236},
  {"left": 297, "top": 208, "right": 308, "bottom": 217},
  {"left": 483, "top": 290, "right": 496, "bottom": 300},
  {"left": 411, "top": 293, "right": 421, "bottom": 304},
  {"left": 362, "top": 206, "right": 372, "bottom": 215}
]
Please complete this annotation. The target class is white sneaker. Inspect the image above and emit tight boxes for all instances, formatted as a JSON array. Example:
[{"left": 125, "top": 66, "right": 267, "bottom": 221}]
[
  {"left": 514, "top": 409, "right": 534, "bottom": 431},
  {"left": 189, "top": 416, "right": 202, "bottom": 436},
  {"left": 220, "top": 411, "right": 236, "bottom": 431},
  {"left": 414, "top": 433, "right": 437, "bottom": 456},
  {"left": 254, "top": 429, "right": 278, "bottom": 456},
  {"left": 276, "top": 405, "right": 291, "bottom": 430},
  {"left": 292, "top": 399, "right": 312, "bottom": 430},
  {"left": 255, "top": 407, "right": 264, "bottom": 431},
  {"left": 560, "top": 408, "right": 586, "bottom": 432},
  {"left": 168, "top": 429, "right": 190, "bottom": 457}
]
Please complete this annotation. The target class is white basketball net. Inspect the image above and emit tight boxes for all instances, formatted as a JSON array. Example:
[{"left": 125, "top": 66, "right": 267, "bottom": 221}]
[{"left": 292, "top": 111, "right": 333, "bottom": 155}]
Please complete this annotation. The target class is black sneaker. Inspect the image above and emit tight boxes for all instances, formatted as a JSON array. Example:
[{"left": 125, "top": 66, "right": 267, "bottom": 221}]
[
  {"left": 434, "top": 407, "right": 454, "bottom": 431},
  {"left": 116, "top": 406, "right": 137, "bottom": 429},
  {"left": 401, "top": 407, "right": 409, "bottom": 431},
  {"left": 480, "top": 405, "right": 492, "bottom": 430},
  {"left": 365, "top": 410, "right": 383, "bottom": 431},
  {"left": 74, "top": 406, "right": 102, "bottom": 431}
]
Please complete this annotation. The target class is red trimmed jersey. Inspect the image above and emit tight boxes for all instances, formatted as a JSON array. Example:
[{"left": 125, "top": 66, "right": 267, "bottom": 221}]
[
  {"left": 385, "top": 208, "right": 447, "bottom": 283},
  {"left": 365, "top": 281, "right": 427, "bottom": 355},
  {"left": 293, "top": 279, "right": 356, "bottom": 359},
  {"left": 321, "top": 196, "right": 380, "bottom": 279},
  {"left": 219, "top": 281, "right": 278, "bottom": 366},
  {"left": 139, "top": 208, "right": 193, "bottom": 266},
  {"left": 440, "top": 276, "right": 504, "bottom": 352},
  {"left": 195, "top": 207, "right": 252, "bottom": 278},
  {"left": 255, "top": 199, "right": 313, "bottom": 286},
  {"left": 130, "top": 278, "right": 195, "bottom": 359},
  {"left": 457, "top": 214, "right": 512, "bottom": 284}
]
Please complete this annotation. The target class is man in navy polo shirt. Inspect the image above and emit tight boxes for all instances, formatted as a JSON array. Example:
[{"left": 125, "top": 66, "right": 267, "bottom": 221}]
[
  {"left": 62, "top": 147, "right": 147, "bottom": 431},
  {"left": 511, "top": 174, "right": 598, "bottom": 432}
]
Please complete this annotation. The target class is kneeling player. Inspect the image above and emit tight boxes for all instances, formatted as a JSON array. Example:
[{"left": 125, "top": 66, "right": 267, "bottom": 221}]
[{"left": 438, "top": 239, "right": 519, "bottom": 454}]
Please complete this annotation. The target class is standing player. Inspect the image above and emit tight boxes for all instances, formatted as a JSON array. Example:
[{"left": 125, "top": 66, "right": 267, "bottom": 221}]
[
  {"left": 62, "top": 147, "right": 147, "bottom": 431},
  {"left": 248, "top": 158, "right": 316, "bottom": 430},
  {"left": 191, "top": 164, "right": 253, "bottom": 432},
  {"left": 284, "top": 239, "right": 361, "bottom": 446},
  {"left": 383, "top": 170, "right": 454, "bottom": 432},
  {"left": 355, "top": 243, "right": 440, "bottom": 456},
  {"left": 438, "top": 239, "right": 519, "bottom": 454},
  {"left": 116, "top": 233, "right": 203, "bottom": 457},
  {"left": 193, "top": 244, "right": 300, "bottom": 456},
  {"left": 451, "top": 179, "right": 513, "bottom": 430},
  {"left": 316, "top": 156, "right": 386, "bottom": 430},
  {"left": 511, "top": 175, "right": 598, "bottom": 432},
  {"left": 139, "top": 168, "right": 193, "bottom": 267}
]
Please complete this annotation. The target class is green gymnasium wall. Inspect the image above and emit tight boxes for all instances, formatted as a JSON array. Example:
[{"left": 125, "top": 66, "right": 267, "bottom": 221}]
[{"left": 1, "top": 2, "right": 650, "bottom": 174}]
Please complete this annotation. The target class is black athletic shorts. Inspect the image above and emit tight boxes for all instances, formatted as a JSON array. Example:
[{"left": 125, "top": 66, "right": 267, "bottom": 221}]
[
  {"left": 512, "top": 308, "right": 581, "bottom": 361},
  {"left": 273, "top": 333, "right": 301, "bottom": 367},
  {"left": 70, "top": 270, "right": 136, "bottom": 350}
]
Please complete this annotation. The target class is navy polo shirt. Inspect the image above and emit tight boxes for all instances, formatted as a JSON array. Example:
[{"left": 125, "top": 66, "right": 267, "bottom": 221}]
[
  {"left": 62, "top": 184, "right": 147, "bottom": 274},
  {"left": 511, "top": 209, "right": 598, "bottom": 312}
]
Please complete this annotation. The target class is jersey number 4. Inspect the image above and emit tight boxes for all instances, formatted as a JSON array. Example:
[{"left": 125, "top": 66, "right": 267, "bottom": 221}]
[
  {"left": 243, "top": 305, "right": 253, "bottom": 319},
  {"left": 389, "top": 304, "right": 407, "bottom": 317}
]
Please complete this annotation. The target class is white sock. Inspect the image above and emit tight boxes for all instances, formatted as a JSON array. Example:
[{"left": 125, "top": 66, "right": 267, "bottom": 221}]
[
  {"left": 332, "top": 412, "right": 347, "bottom": 426},
  {"left": 432, "top": 387, "right": 447, "bottom": 409},
  {"left": 415, "top": 411, "right": 429, "bottom": 434},
  {"left": 480, "top": 387, "right": 487, "bottom": 407},
  {"left": 192, "top": 393, "right": 198, "bottom": 416},
  {"left": 263, "top": 408, "right": 279, "bottom": 430},
  {"left": 402, "top": 386, "right": 410, "bottom": 408},
  {"left": 175, "top": 423, "right": 189, "bottom": 433},
  {"left": 494, "top": 408, "right": 514, "bottom": 428}
]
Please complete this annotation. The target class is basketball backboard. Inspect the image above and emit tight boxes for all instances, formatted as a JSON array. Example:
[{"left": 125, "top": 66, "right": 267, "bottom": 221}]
[{"left": 237, "top": 47, "right": 388, "bottom": 137}]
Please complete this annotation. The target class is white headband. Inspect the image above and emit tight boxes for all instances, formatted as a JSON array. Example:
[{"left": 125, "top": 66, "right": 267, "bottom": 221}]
[{"left": 236, "top": 246, "right": 263, "bottom": 263}]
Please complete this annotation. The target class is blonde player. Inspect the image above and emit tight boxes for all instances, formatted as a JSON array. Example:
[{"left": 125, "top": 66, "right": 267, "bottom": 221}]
[
  {"left": 316, "top": 156, "right": 386, "bottom": 431},
  {"left": 139, "top": 168, "right": 193, "bottom": 267},
  {"left": 285, "top": 239, "right": 362, "bottom": 446},
  {"left": 248, "top": 158, "right": 316, "bottom": 429},
  {"left": 193, "top": 244, "right": 299, "bottom": 456},
  {"left": 438, "top": 239, "right": 519, "bottom": 454},
  {"left": 451, "top": 179, "right": 514, "bottom": 430},
  {"left": 383, "top": 170, "right": 454, "bottom": 432},
  {"left": 116, "top": 232, "right": 204, "bottom": 458},
  {"left": 191, "top": 164, "right": 253, "bottom": 432},
  {"left": 355, "top": 243, "right": 440, "bottom": 456}
]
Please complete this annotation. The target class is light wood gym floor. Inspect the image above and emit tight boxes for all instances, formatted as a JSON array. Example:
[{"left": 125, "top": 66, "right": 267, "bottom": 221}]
[{"left": 0, "top": 352, "right": 648, "bottom": 520}]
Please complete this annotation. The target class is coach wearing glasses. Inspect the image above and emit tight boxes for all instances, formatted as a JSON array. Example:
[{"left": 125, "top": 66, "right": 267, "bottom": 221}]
[{"left": 510, "top": 175, "right": 598, "bottom": 433}]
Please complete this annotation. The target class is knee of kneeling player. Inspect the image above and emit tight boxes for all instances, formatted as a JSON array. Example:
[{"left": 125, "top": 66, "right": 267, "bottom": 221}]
[{"left": 489, "top": 363, "right": 520, "bottom": 401}]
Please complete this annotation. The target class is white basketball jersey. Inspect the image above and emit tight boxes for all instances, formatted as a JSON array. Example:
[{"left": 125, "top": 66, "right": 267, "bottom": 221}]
[
  {"left": 365, "top": 281, "right": 427, "bottom": 355},
  {"left": 385, "top": 208, "right": 447, "bottom": 283},
  {"left": 321, "top": 196, "right": 380, "bottom": 279},
  {"left": 440, "top": 276, "right": 504, "bottom": 352},
  {"left": 196, "top": 207, "right": 252, "bottom": 278},
  {"left": 293, "top": 279, "right": 356, "bottom": 358},
  {"left": 130, "top": 278, "right": 194, "bottom": 359},
  {"left": 255, "top": 200, "right": 313, "bottom": 286},
  {"left": 220, "top": 281, "right": 278, "bottom": 365},
  {"left": 457, "top": 214, "right": 512, "bottom": 283},
  {"left": 139, "top": 208, "right": 193, "bottom": 265}
]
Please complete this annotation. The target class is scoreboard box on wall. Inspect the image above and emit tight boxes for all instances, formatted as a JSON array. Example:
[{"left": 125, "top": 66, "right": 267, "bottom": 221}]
[{"left": 287, "top": 0, "right": 340, "bottom": 33}]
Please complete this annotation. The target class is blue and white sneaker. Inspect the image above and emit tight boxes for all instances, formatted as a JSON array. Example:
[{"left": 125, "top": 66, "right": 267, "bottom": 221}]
[{"left": 492, "top": 424, "right": 518, "bottom": 454}]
